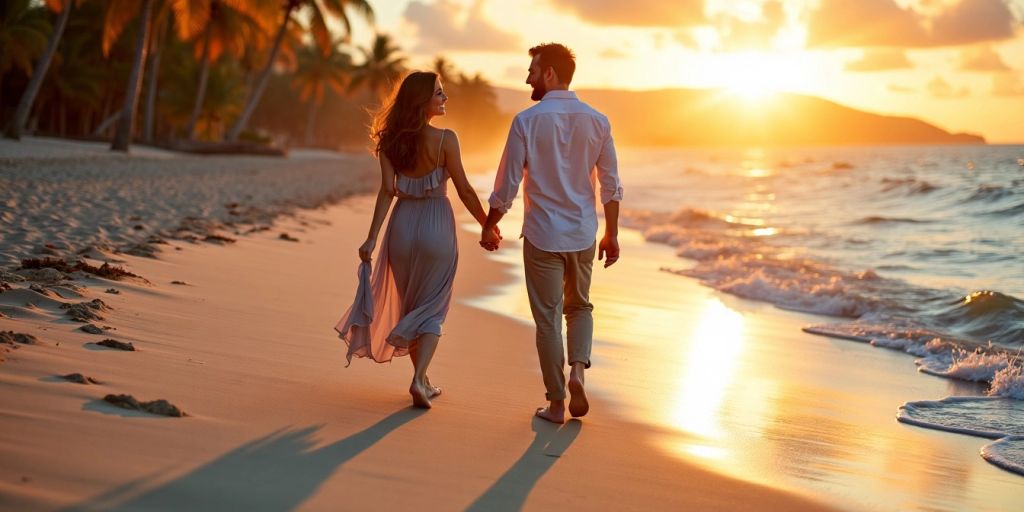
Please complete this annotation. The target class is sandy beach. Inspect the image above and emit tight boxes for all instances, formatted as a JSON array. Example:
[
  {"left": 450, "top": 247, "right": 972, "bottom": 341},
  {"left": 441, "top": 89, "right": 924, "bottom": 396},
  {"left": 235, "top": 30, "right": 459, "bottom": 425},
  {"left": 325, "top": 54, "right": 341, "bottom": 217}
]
[{"left": 0, "top": 139, "right": 839, "bottom": 511}]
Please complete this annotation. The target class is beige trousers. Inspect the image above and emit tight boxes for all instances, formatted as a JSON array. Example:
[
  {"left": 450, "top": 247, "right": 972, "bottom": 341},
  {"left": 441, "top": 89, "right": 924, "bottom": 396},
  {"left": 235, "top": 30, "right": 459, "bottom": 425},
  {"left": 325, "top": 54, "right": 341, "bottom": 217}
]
[{"left": 523, "top": 238, "right": 595, "bottom": 401}]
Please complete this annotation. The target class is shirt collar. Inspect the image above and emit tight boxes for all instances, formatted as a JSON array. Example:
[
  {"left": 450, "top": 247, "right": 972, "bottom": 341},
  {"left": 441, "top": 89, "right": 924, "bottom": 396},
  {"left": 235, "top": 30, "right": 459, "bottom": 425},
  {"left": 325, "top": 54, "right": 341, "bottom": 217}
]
[{"left": 541, "top": 90, "right": 577, "bottom": 101}]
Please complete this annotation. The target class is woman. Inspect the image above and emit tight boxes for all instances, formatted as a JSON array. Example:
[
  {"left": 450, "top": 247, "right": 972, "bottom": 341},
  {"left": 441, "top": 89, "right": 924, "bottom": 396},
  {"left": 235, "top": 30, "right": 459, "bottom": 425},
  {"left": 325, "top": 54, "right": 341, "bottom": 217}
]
[{"left": 334, "top": 71, "right": 497, "bottom": 409}]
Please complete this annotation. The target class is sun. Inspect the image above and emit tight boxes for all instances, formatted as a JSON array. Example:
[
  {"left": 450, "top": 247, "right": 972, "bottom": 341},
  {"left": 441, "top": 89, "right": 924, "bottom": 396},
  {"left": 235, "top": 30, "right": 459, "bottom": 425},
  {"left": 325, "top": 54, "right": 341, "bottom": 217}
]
[
  {"left": 705, "top": 51, "right": 811, "bottom": 102},
  {"left": 727, "top": 79, "right": 776, "bottom": 101}
]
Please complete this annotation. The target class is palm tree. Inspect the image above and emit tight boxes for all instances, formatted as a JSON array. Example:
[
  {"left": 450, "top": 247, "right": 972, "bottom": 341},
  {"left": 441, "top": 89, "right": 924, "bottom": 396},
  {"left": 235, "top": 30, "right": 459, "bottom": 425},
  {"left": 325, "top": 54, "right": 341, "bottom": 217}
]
[
  {"left": 454, "top": 72, "right": 498, "bottom": 116},
  {"left": 37, "top": 12, "right": 104, "bottom": 137},
  {"left": 2, "top": 0, "right": 55, "bottom": 139},
  {"left": 292, "top": 40, "right": 351, "bottom": 146},
  {"left": 109, "top": 0, "right": 155, "bottom": 151},
  {"left": 431, "top": 55, "right": 456, "bottom": 86},
  {"left": 349, "top": 33, "right": 405, "bottom": 101},
  {"left": 141, "top": 5, "right": 170, "bottom": 143},
  {"left": 178, "top": 0, "right": 275, "bottom": 140},
  {"left": 225, "top": 0, "right": 374, "bottom": 142},
  {"left": 162, "top": 57, "right": 246, "bottom": 141}
]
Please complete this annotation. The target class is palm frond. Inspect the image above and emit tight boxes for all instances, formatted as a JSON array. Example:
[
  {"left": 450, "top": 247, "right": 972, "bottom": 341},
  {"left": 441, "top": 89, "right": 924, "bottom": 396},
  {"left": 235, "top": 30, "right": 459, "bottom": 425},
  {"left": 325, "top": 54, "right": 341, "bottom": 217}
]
[{"left": 102, "top": 0, "right": 142, "bottom": 56}]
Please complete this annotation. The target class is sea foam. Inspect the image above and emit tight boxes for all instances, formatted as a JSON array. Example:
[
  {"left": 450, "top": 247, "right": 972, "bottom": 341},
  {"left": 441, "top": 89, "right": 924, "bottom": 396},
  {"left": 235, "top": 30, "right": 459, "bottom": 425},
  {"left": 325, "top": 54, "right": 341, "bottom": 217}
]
[
  {"left": 897, "top": 396, "right": 1024, "bottom": 439},
  {"left": 898, "top": 396, "right": 1024, "bottom": 476},
  {"left": 981, "top": 437, "right": 1024, "bottom": 476}
]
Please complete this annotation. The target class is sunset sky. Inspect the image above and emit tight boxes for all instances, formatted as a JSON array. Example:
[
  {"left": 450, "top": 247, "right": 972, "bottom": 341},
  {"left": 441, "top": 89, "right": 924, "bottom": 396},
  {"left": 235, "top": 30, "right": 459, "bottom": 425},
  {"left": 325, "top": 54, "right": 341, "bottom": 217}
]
[{"left": 342, "top": 0, "right": 1024, "bottom": 143}]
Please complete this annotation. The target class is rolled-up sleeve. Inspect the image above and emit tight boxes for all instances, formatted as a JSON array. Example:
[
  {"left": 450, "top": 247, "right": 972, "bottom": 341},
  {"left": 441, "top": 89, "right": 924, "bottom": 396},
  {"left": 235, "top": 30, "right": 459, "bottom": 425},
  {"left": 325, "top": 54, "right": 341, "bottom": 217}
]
[
  {"left": 488, "top": 116, "right": 527, "bottom": 213},
  {"left": 596, "top": 121, "right": 623, "bottom": 204}
]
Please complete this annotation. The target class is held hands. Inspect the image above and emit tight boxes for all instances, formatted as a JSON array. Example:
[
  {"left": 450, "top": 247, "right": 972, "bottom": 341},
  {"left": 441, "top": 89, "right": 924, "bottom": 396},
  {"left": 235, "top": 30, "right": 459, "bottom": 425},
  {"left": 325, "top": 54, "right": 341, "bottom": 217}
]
[
  {"left": 358, "top": 238, "right": 376, "bottom": 262},
  {"left": 479, "top": 225, "right": 502, "bottom": 251},
  {"left": 598, "top": 234, "right": 619, "bottom": 268}
]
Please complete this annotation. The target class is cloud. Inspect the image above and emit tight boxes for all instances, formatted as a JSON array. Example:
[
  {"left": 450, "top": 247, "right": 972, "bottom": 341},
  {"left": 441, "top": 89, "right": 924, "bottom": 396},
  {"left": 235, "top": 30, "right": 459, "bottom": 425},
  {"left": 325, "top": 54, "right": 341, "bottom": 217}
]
[
  {"left": 806, "top": 0, "right": 929, "bottom": 47},
  {"left": 887, "top": 83, "right": 916, "bottom": 93},
  {"left": 992, "top": 73, "right": 1024, "bottom": 96},
  {"left": 714, "top": 0, "right": 787, "bottom": 51},
  {"left": 403, "top": 0, "right": 519, "bottom": 53},
  {"left": 547, "top": 0, "right": 705, "bottom": 27},
  {"left": 844, "top": 49, "right": 913, "bottom": 72},
  {"left": 806, "top": 0, "right": 1021, "bottom": 48},
  {"left": 673, "top": 30, "right": 698, "bottom": 48},
  {"left": 598, "top": 48, "right": 629, "bottom": 59},
  {"left": 503, "top": 65, "right": 528, "bottom": 82},
  {"left": 958, "top": 45, "right": 1011, "bottom": 71},
  {"left": 930, "top": 0, "right": 1018, "bottom": 46},
  {"left": 928, "top": 75, "right": 970, "bottom": 98}
]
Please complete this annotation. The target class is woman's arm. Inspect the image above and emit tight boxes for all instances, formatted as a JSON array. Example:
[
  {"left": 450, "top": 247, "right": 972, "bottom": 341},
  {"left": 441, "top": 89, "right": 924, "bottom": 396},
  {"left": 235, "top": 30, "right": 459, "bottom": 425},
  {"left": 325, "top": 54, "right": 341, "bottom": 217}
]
[
  {"left": 443, "top": 130, "right": 488, "bottom": 227},
  {"left": 358, "top": 154, "right": 397, "bottom": 262}
]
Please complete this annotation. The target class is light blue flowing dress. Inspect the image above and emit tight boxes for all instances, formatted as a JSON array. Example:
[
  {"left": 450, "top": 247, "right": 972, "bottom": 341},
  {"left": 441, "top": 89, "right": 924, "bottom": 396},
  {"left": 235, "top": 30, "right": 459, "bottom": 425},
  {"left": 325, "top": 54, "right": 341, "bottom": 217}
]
[{"left": 335, "top": 134, "right": 458, "bottom": 364}]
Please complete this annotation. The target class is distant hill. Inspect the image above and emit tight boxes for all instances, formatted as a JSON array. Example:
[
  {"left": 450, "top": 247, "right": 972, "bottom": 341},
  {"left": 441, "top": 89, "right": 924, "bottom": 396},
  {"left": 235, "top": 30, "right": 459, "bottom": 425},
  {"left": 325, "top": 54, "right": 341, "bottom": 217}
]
[{"left": 493, "top": 87, "right": 985, "bottom": 147}]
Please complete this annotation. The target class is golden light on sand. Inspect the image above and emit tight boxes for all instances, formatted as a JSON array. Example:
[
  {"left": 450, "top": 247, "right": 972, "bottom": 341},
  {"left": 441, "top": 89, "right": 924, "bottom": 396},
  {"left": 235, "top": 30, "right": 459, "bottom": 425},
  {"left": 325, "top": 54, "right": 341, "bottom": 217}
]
[
  {"left": 669, "top": 298, "right": 745, "bottom": 438},
  {"left": 684, "top": 444, "right": 728, "bottom": 460}
]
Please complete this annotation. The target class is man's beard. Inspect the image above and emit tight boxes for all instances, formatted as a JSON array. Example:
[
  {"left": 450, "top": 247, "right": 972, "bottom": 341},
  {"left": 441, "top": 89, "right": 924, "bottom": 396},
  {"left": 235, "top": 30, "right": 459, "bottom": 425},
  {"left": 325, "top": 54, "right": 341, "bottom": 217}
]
[{"left": 530, "top": 82, "right": 547, "bottom": 101}]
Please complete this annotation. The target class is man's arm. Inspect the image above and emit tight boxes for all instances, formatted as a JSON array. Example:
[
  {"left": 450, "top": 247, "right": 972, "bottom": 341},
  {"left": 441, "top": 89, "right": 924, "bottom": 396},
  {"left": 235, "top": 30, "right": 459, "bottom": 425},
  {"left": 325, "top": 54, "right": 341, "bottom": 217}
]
[
  {"left": 480, "top": 208, "right": 504, "bottom": 251},
  {"left": 598, "top": 200, "right": 619, "bottom": 268},
  {"left": 596, "top": 120, "right": 623, "bottom": 267},
  {"left": 482, "top": 117, "right": 527, "bottom": 251}
]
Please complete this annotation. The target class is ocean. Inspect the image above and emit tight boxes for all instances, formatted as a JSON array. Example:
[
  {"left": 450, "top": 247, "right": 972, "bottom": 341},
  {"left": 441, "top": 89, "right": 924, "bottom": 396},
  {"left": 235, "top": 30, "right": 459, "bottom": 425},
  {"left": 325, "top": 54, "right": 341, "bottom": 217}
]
[
  {"left": 618, "top": 144, "right": 1024, "bottom": 473},
  {"left": 620, "top": 144, "right": 1023, "bottom": 351}
]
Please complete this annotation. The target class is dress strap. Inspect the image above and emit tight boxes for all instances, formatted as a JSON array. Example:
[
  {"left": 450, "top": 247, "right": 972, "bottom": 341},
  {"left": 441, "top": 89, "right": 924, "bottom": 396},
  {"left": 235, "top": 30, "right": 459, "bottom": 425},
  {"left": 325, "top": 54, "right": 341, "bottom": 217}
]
[{"left": 436, "top": 130, "right": 446, "bottom": 168}]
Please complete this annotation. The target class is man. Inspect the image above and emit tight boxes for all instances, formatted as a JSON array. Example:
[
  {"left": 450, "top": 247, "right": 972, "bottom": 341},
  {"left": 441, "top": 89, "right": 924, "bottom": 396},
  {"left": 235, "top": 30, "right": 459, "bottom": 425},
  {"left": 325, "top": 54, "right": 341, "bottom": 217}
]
[{"left": 481, "top": 43, "right": 623, "bottom": 424}]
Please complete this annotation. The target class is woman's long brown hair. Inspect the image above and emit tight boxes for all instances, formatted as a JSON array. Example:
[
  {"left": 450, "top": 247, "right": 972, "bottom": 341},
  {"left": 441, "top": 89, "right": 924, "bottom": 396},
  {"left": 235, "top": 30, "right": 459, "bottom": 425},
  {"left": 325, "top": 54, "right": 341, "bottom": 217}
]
[{"left": 371, "top": 71, "right": 439, "bottom": 173}]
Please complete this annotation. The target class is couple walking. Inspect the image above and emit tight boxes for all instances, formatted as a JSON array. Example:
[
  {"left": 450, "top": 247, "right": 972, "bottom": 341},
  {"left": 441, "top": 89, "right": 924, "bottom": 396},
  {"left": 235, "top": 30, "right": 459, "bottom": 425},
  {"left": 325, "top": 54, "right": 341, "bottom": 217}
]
[{"left": 335, "top": 43, "right": 623, "bottom": 424}]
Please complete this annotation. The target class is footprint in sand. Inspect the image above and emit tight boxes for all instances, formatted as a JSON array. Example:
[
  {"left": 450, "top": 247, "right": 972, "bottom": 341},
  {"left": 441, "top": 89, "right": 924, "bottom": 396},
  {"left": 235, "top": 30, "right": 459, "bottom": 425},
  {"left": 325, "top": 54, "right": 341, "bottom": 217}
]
[
  {"left": 1, "top": 331, "right": 41, "bottom": 362},
  {"left": 79, "top": 324, "right": 104, "bottom": 334},
  {"left": 61, "top": 299, "right": 109, "bottom": 322},
  {"left": 61, "top": 373, "right": 102, "bottom": 385},
  {"left": 102, "top": 394, "right": 186, "bottom": 417},
  {"left": 89, "top": 339, "right": 135, "bottom": 351}
]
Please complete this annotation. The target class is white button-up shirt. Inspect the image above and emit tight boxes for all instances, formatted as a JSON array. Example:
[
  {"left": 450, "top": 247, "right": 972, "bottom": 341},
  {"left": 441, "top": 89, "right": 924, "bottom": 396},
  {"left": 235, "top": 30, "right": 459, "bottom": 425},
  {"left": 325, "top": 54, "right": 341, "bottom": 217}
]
[{"left": 488, "top": 90, "right": 623, "bottom": 253}]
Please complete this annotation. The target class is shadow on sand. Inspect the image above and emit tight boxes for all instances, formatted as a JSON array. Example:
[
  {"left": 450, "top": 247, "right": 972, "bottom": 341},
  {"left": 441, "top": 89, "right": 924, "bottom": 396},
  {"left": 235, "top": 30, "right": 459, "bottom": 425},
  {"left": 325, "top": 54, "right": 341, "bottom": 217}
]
[
  {"left": 465, "top": 418, "right": 582, "bottom": 512},
  {"left": 62, "top": 407, "right": 425, "bottom": 512}
]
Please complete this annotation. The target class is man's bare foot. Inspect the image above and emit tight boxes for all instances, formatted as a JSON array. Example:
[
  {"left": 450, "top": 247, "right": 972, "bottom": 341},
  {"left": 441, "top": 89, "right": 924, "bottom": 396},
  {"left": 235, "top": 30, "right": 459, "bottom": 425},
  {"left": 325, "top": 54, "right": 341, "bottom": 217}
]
[
  {"left": 535, "top": 406, "right": 565, "bottom": 424},
  {"left": 410, "top": 383, "right": 432, "bottom": 409},
  {"left": 568, "top": 374, "right": 589, "bottom": 418}
]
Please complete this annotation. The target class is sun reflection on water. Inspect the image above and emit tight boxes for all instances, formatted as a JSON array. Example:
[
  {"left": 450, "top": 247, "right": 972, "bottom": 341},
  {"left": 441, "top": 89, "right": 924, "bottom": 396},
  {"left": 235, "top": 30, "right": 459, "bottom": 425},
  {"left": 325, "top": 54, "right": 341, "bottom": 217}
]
[{"left": 669, "top": 298, "right": 746, "bottom": 439}]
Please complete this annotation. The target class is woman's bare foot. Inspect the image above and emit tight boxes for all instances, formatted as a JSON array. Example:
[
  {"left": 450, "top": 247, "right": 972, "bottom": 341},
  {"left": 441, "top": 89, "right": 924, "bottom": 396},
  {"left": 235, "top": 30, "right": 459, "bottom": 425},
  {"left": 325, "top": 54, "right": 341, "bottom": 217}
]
[
  {"left": 535, "top": 404, "right": 565, "bottom": 424},
  {"left": 410, "top": 383, "right": 432, "bottom": 409},
  {"left": 425, "top": 376, "right": 442, "bottom": 398}
]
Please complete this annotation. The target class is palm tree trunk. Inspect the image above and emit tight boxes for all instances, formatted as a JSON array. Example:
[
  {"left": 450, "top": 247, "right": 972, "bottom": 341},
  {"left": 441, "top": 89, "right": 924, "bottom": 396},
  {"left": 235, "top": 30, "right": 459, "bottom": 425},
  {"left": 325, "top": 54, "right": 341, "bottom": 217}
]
[
  {"left": 143, "top": 12, "right": 168, "bottom": 143},
  {"left": 304, "top": 99, "right": 318, "bottom": 146},
  {"left": 93, "top": 109, "right": 121, "bottom": 137},
  {"left": 6, "top": 2, "right": 74, "bottom": 140},
  {"left": 225, "top": 3, "right": 293, "bottom": 142},
  {"left": 111, "top": 0, "right": 154, "bottom": 152},
  {"left": 59, "top": 99, "right": 67, "bottom": 137},
  {"left": 185, "top": 23, "right": 213, "bottom": 140}
]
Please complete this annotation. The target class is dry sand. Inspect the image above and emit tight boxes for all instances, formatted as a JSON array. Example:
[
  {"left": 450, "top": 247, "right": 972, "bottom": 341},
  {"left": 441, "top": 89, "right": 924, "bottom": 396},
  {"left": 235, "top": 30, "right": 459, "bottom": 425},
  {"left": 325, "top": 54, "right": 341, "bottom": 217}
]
[
  {"left": 0, "top": 139, "right": 834, "bottom": 510},
  {"left": 0, "top": 136, "right": 377, "bottom": 268}
]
